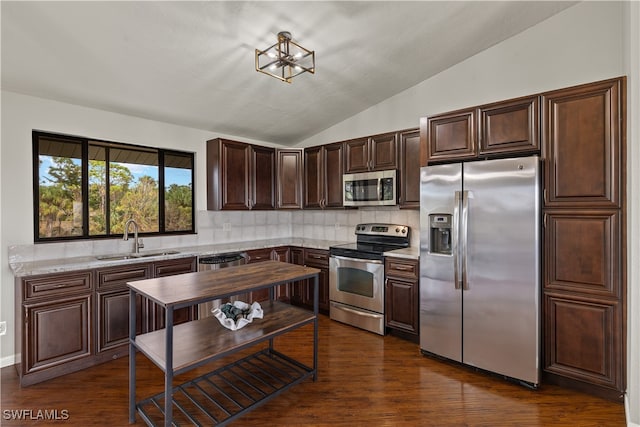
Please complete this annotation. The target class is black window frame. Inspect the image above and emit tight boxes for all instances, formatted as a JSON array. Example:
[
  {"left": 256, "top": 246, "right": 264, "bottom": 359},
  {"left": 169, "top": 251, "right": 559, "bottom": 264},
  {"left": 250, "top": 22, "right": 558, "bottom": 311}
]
[{"left": 33, "top": 130, "right": 195, "bottom": 242}]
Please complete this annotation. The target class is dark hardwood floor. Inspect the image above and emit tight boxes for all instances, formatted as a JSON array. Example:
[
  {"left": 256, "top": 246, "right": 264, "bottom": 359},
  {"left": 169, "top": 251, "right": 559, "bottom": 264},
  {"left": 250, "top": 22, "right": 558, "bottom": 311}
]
[{"left": 1, "top": 315, "right": 625, "bottom": 426}]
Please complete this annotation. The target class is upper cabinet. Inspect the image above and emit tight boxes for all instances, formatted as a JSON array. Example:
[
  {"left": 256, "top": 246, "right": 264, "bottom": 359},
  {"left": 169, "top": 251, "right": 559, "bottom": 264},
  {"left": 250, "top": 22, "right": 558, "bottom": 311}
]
[
  {"left": 206, "top": 138, "right": 275, "bottom": 210},
  {"left": 345, "top": 132, "right": 397, "bottom": 173},
  {"left": 398, "top": 129, "right": 420, "bottom": 208},
  {"left": 276, "top": 149, "right": 303, "bottom": 209},
  {"left": 421, "top": 108, "right": 476, "bottom": 164},
  {"left": 304, "top": 142, "right": 344, "bottom": 209},
  {"left": 420, "top": 96, "right": 540, "bottom": 166},
  {"left": 542, "top": 79, "right": 622, "bottom": 209},
  {"left": 479, "top": 95, "right": 539, "bottom": 156}
]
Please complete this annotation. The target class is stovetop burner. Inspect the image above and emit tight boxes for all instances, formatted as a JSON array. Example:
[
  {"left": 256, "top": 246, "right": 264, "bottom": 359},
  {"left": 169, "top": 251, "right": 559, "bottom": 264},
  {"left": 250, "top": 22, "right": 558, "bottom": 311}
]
[{"left": 329, "top": 223, "right": 410, "bottom": 260}]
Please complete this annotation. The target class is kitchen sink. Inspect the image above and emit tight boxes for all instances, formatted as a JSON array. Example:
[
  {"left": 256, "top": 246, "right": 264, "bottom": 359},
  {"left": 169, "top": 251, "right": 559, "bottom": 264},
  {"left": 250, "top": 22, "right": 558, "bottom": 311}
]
[
  {"left": 96, "top": 250, "right": 180, "bottom": 261},
  {"left": 139, "top": 250, "right": 181, "bottom": 257}
]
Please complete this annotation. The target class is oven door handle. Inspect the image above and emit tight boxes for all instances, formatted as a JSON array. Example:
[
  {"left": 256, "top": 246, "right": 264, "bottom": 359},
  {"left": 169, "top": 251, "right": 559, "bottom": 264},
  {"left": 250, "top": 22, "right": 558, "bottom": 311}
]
[
  {"left": 331, "top": 302, "right": 383, "bottom": 319},
  {"left": 330, "top": 255, "right": 384, "bottom": 265}
]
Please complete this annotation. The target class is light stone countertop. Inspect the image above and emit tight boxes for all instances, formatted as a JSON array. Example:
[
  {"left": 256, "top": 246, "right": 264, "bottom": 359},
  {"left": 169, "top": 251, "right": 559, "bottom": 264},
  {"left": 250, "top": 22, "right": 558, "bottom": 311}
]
[
  {"left": 9, "top": 238, "right": 350, "bottom": 277},
  {"left": 383, "top": 247, "right": 420, "bottom": 260}
]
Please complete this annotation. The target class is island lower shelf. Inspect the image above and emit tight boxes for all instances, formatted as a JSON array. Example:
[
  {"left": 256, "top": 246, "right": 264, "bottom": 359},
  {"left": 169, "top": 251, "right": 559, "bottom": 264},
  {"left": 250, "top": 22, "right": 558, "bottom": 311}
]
[
  {"left": 136, "top": 347, "right": 314, "bottom": 426},
  {"left": 133, "top": 300, "right": 315, "bottom": 374}
]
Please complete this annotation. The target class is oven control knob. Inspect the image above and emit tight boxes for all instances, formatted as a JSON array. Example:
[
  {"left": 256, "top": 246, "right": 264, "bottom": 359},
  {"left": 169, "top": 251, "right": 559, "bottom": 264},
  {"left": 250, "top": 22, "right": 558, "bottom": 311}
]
[
  {"left": 402, "top": 228, "right": 407, "bottom": 234},
  {"left": 395, "top": 227, "right": 400, "bottom": 233}
]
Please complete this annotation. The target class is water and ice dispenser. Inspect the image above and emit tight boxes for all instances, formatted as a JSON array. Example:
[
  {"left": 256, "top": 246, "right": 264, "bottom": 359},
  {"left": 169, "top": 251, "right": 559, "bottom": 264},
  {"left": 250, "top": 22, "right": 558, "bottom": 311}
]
[{"left": 429, "top": 214, "right": 452, "bottom": 255}]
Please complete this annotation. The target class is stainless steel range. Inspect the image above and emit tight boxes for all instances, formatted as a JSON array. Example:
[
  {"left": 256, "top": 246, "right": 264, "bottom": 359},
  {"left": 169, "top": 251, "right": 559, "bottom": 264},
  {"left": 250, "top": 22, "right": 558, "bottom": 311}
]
[{"left": 329, "top": 223, "right": 410, "bottom": 335}]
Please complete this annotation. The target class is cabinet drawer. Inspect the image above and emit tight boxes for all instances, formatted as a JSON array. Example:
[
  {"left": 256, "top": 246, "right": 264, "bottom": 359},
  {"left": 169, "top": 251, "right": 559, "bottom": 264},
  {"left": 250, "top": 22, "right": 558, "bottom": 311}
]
[
  {"left": 304, "top": 249, "right": 329, "bottom": 266},
  {"left": 23, "top": 271, "right": 93, "bottom": 300},
  {"left": 97, "top": 264, "right": 151, "bottom": 290},
  {"left": 153, "top": 257, "right": 196, "bottom": 277},
  {"left": 385, "top": 258, "right": 418, "bottom": 280},
  {"left": 246, "top": 248, "right": 273, "bottom": 263}
]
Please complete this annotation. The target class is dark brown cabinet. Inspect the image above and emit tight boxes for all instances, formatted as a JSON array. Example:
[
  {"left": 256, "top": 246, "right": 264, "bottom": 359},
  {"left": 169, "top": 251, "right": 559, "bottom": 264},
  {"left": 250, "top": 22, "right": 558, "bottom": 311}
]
[
  {"left": 271, "top": 246, "right": 291, "bottom": 302},
  {"left": 16, "top": 270, "right": 94, "bottom": 386},
  {"left": 206, "top": 138, "right": 275, "bottom": 210},
  {"left": 421, "top": 96, "right": 540, "bottom": 166},
  {"left": 16, "top": 256, "right": 197, "bottom": 386},
  {"left": 290, "top": 248, "right": 329, "bottom": 313},
  {"left": 542, "top": 79, "right": 622, "bottom": 209},
  {"left": 479, "top": 95, "right": 539, "bottom": 156},
  {"left": 151, "top": 257, "right": 198, "bottom": 329},
  {"left": 96, "top": 264, "right": 150, "bottom": 353},
  {"left": 304, "top": 142, "right": 344, "bottom": 209},
  {"left": 384, "top": 257, "right": 419, "bottom": 340},
  {"left": 276, "top": 149, "right": 303, "bottom": 209},
  {"left": 398, "top": 129, "right": 420, "bottom": 208},
  {"left": 245, "top": 248, "right": 275, "bottom": 303},
  {"left": 345, "top": 132, "right": 397, "bottom": 173},
  {"left": 421, "top": 108, "right": 476, "bottom": 165},
  {"left": 541, "top": 77, "right": 626, "bottom": 401}
]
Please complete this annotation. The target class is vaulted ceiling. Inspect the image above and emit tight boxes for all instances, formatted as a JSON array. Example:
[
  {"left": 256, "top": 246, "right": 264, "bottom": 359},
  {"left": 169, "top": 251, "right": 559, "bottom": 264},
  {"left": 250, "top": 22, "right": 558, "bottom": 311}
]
[{"left": 1, "top": 1, "right": 576, "bottom": 145}]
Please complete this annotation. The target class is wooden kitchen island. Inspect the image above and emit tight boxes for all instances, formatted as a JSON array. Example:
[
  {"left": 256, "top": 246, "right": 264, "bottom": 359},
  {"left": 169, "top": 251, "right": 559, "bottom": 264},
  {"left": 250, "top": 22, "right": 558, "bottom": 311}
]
[{"left": 127, "top": 260, "right": 320, "bottom": 427}]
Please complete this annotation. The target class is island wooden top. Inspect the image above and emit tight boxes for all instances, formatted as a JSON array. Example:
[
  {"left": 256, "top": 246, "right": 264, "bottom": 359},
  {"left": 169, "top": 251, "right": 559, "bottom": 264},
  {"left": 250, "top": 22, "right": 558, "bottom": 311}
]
[{"left": 127, "top": 260, "right": 320, "bottom": 307}]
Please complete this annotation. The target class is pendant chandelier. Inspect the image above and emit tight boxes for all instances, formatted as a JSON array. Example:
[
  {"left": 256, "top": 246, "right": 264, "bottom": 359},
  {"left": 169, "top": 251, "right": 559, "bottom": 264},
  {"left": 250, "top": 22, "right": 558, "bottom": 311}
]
[{"left": 255, "top": 31, "right": 315, "bottom": 83}]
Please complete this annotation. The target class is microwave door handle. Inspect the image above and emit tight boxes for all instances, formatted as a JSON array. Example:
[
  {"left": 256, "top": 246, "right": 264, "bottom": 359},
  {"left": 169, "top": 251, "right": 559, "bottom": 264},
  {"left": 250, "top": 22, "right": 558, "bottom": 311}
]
[{"left": 377, "top": 179, "right": 382, "bottom": 201}]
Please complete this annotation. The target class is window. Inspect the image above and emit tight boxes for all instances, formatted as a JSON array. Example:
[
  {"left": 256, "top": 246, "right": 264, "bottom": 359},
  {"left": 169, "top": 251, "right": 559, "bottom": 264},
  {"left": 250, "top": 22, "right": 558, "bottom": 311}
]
[{"left": 34, "top": 131, "right": 194, "bottom": 241}]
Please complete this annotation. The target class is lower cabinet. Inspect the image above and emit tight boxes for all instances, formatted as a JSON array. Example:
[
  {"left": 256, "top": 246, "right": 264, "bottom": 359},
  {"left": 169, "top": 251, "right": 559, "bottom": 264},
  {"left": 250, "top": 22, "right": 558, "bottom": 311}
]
[
  {"left": 16, "top": 270, "right": 94, "bottom": 386},
  {"left": 245, "top": 248, "right": 275, "bottom": 303},
  {"left": 291, "top": 248, "right": 329, "bottom": 313},
  {"left": 384, "top": 257, "right": 419, "bottom": 341},
  {"left": 16, "top": 256, "right": 196, "bottom": 386}
]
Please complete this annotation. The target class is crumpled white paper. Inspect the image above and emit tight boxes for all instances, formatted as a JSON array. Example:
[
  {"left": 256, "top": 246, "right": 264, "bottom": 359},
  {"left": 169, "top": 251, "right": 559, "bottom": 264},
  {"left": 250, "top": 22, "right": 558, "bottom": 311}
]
[{"left": 212, "top": 301, "right": 264, "bottom": 331}]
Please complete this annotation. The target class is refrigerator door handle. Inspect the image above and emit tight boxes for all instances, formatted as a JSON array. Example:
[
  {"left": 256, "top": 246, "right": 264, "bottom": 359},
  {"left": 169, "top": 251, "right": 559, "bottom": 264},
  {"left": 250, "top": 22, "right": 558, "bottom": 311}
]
[
  {"left": 461, "top": 190, "right": 469, "bottom": 290},
  {"left": 453, "top": 191, "right": 462, "bottom": 290}
]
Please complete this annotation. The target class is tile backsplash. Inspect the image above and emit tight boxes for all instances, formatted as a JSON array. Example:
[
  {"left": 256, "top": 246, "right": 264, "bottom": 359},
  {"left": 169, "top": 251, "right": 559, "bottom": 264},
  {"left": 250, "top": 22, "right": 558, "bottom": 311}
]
[{"left": 9, "top": 207, "right": 419, "bottom": 263}]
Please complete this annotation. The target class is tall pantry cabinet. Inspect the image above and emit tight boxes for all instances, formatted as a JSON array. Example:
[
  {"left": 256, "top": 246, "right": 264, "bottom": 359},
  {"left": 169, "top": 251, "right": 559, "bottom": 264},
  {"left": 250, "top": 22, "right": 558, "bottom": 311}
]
[{"left": 542, "top": 77, "right": 626, "bottom": 401}]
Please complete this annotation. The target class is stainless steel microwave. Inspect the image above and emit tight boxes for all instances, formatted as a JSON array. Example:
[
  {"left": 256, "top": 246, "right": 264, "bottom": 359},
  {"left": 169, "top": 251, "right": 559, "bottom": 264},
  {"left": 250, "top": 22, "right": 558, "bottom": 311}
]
[{"left": 343, "top": 170, "right": 397, "bottom": 206}]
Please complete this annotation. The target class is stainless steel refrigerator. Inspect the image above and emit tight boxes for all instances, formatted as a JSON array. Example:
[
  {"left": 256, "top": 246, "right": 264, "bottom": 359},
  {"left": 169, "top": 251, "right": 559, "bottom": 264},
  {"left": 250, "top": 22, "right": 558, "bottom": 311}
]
[{"left": 419, "top": 155, "right": 541, "bottom": 386}]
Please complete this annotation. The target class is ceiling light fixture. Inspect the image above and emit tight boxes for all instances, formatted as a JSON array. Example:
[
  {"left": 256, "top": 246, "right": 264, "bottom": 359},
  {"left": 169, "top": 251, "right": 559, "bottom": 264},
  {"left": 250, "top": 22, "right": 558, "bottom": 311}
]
[{"left": 255, "top": 31, "right": 315, "bottom": 83}]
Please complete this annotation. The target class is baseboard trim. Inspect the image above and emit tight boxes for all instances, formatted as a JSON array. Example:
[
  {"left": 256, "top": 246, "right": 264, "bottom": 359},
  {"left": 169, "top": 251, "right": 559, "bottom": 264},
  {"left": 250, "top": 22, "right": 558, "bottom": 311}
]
[
  {"left": 0, "top": 353, "right": 17, "bottom": 368},
  {"left": 626, "top": 394, "right": 640, "bottom": 427}
]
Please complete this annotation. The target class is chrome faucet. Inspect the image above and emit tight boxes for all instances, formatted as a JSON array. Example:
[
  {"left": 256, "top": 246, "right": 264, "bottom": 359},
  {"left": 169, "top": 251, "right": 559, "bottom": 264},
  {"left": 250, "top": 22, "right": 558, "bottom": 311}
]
[{"left": 123, "top": 219, "right": 144, "bottom": 254}]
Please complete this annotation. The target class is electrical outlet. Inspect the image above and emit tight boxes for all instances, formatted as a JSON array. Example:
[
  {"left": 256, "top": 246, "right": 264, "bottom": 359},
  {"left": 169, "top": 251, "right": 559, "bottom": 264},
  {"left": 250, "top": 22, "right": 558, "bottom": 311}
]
[
  {"left": 223, "top": 223, "right": 232, "bottom": 232},
  {"left": 0, "top": 321, "right": 7, "bottom": 336}
]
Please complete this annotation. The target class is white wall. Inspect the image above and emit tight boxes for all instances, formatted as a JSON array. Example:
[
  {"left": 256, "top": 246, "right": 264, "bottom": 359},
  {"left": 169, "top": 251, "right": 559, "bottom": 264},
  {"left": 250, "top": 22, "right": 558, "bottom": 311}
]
[{"left": 624, "top": 1, "right": 640, "bottom": 425}]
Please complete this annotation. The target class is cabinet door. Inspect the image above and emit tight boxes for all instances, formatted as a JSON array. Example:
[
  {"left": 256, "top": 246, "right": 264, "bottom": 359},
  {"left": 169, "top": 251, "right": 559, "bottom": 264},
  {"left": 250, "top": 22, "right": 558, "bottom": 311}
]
[
  {"left": 398, "top": 129, "right": 420, "bottom": 208},
  {"left": 304, "top": 249, "right": 330, "bottom": 312},
  {"left": 324, "top": 143, "right": 344, "bottom": 208},
  {"left": 479, "top": 95, "right": 539, "bottom": 156},
  {"left": 422, "top": 108, "right": 477, "bottom": 164},
  {"left": 276, "top": 149, "right": 303, "bottom": 209},
  {"left": 545, "top": 211, "right": 620, "bottom": 298},
  {"left": 219, "top": 140, "right": 251, "bottom": 210},
  {"left": 24, "top": 295, "right": 92, "bottom": 373},
  {"left": 97, "top": 290, "right": 144, "bottom": 352},
  {"left": 289, "top": 248, "right": 307, "bottom": 305},
  {"left": 271, "top": 247, "right": 291, "bottom": 301},
  {"left": 542, "top": 78, "right": 622, "bottom": 208},
  {"left": 303, "top": 146, "right": 323, "bottom": 209},
  {"left": 385, "top": 278, "right": 418, "bottom": 334},
  {"left": 152, "top": 257, "right": 197, "bottom": 328},
  {"left": 246, "top": 248, "right": 273, "bottom": 302},
  {"left": 544, "top": 293, "right": 623, "bottom": 391},
  {"left": 370, "top": 132, "right": 397, "bottom": 171},
  {"left": 251, "top": 145, "right": 275, "bottom": 210},
  {"left": 344, "top": 137, "right": 370, "bottom": 173}
]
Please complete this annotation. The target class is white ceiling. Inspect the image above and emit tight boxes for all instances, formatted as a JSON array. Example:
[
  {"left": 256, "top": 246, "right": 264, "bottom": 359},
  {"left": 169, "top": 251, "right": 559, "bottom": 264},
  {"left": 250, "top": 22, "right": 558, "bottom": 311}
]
[{"left": 1, "top": 1, "right": 576, "bottom": 146}]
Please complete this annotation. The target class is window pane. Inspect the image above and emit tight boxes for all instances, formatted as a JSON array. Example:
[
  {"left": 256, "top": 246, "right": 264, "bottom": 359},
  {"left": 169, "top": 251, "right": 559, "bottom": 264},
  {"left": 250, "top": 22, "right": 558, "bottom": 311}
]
[
  {"left": 37, "top": 138, "right": 84, "bottom": 238},
  {"left": 108, "top": 147, "right": 159, "bottom": 234},
  {"left": 164, "top": 152, "right": 193, "bottom": 232},
  {"left": 88, "top": 146, "right": 107, "bottom": 235}
]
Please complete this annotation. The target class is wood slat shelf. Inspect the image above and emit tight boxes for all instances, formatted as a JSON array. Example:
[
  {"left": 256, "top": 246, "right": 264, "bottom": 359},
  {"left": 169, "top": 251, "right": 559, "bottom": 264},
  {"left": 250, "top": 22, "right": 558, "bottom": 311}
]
[
  {"left": 134, "top": 301, "right": 315, "bottom": 374},
  {"left": 128, "top": 260, "right": 320, "bottom": 427}
]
